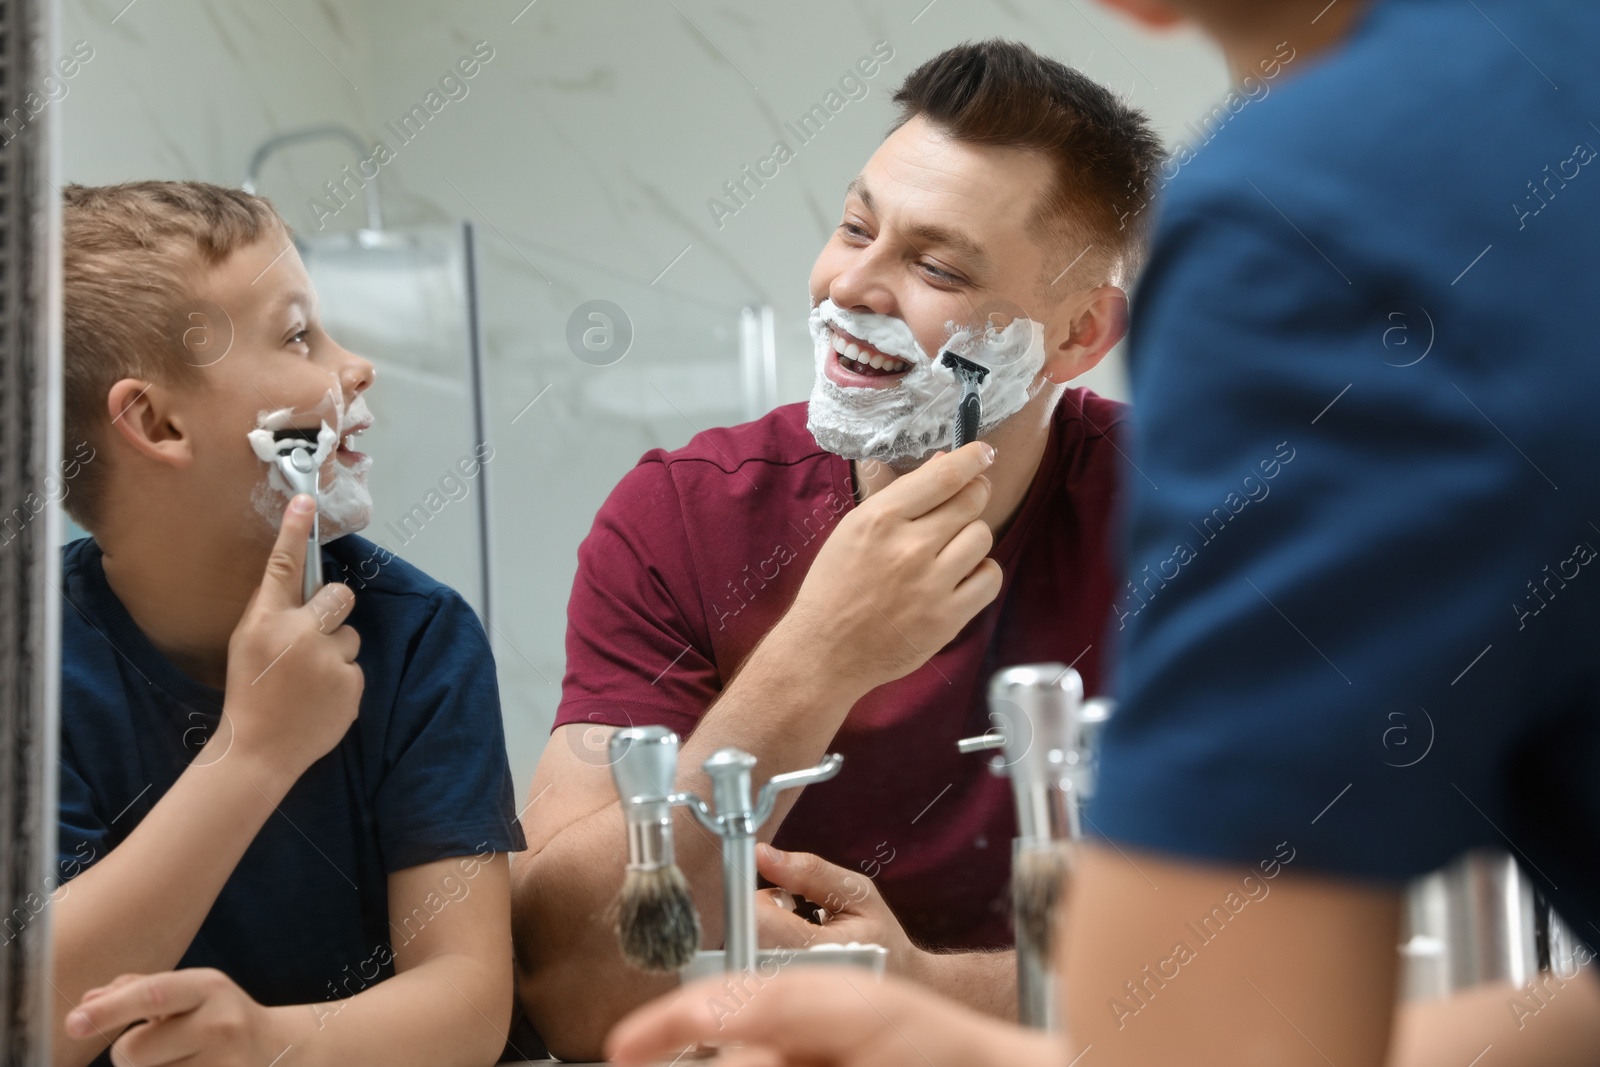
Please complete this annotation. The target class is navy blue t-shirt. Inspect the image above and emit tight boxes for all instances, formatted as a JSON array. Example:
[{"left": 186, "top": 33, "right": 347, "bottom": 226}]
[
  {"left": 1090, "top": 0, "right": 1600, "bottom": 941},
  {"left": 58, "top": 534, "right": 526, "bottom": 1011}
]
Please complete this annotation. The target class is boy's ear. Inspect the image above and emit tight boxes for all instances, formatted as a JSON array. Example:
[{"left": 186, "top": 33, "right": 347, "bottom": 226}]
[
  {"left": 106, "top": 378, "right": 194, "bottom": 469},
  {"left": 1042, "top": 286, "right": 1129, "bottom": 385},
  {"left": 1093, "top": 0, "right": 1187, "bottom": 30}
]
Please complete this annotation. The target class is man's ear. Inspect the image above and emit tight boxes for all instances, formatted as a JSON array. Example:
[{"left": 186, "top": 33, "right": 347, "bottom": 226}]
[
  {"left": 1093, "top": 0, "right": 1187, "bottom": 30},
  {"left": 105, "top": 378, "right": 194, "bottom": 469},
  {"left": 1042, "top": 286, "right": 1129, "bottom": 385}
]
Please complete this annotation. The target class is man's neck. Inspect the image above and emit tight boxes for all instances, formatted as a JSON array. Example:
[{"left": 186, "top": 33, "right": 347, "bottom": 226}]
[
  {"left": 1203, "top": 0, "right": 1373, "bottom": 82},
  {"left": 97, "top": 510, "right": 274, "bottom": 690},
  {"left": 852, "top": 386, "right": 1058, "bottom": 543}
]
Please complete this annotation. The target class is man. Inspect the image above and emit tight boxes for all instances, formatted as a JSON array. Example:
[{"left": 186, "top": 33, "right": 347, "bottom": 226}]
[
  {"left": 605, "top": 1, "right": 1600, "bottom": 1065},
  {"left": 510, "top": 40, "right": 1162, "bottom": 1060}
]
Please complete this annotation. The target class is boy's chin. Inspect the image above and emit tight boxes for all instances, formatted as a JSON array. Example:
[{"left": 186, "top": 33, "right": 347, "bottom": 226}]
[
  {"left": 249, "top": 478, "right": 373, "bottom": 547},
  {"left": 316, "top": 512, "right": 372, "bottom": 544}
]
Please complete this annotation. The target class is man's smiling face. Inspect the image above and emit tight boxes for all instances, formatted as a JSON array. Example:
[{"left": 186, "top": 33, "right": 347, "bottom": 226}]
[{"left": 808, "top": 113, "right": 1063, "bottom": 390}]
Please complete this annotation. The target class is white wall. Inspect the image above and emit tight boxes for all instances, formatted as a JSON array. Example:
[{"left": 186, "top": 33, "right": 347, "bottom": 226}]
[{"left": 60, "top": 0, "right": 1229, "bottom": 800}]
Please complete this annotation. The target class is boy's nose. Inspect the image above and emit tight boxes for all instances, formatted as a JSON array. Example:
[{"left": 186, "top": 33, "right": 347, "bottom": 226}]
[{"left": 340, "top": 352, "right": 376, "bottom": 398}]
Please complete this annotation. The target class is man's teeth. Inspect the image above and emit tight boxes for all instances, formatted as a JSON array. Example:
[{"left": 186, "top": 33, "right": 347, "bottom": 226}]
[{"left": 830, "top": 330, "right": 909, "bottom": 373}]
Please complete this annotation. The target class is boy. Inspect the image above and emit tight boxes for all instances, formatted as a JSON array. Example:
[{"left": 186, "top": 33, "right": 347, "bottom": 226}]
[
  {"left": 606, "top": 1, "right": 1600, "bottom": 1065},
  {"left": 52, "top": 181, "right": 525, "bottom": 1067}
]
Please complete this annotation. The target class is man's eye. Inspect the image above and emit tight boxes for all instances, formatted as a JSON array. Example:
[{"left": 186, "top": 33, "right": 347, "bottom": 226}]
[
  {"left": 839, "top": 222, "right": 870, "bottom": 240},
  {"left": 920, "top": 262, "right": 961, "bottom": 283}
]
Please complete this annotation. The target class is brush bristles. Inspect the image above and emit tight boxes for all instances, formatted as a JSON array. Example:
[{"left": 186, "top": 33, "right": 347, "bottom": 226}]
[
  {"left": 616, "top": 865, "right": 701, "bottom": 973},
  {"left": 1013, "top": 844, "right": 1072, "bottom": 962}
]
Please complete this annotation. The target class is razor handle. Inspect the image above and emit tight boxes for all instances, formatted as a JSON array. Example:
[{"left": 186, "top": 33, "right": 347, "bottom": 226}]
[{"left": 954, "top": 389, "right": 982, "bottom": 449}]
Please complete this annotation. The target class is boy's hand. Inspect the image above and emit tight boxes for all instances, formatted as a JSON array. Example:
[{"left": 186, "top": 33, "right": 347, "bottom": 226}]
[
  {"left": 778, "top": 441, "right": 1003, "bottom": 694},
  {"left": 220, "top": 493, "right": 363, "bottom": 783},
  {"left": 64, "top": 970, "right": 294, "bottom": 1067},
  {"left": 606, "top": 968, "right": 1057, "bottom": 1067}
]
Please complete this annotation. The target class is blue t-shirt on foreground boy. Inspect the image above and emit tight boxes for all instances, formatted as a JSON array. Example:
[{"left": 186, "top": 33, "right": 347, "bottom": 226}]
[{"left": 1094, "top": 0, "right": 1600, "bottom": 942}]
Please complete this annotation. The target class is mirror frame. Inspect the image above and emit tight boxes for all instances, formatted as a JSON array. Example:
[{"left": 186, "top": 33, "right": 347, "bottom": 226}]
[{"left": 2, "top": 0, "right": 62, "bottom": 1062}]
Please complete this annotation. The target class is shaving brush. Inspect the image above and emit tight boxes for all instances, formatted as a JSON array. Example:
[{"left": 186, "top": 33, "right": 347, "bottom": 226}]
[
  {"left": 1013, "top": 840, "right": 1072, "bottom": 962},
  {"left": 990, "top": 665, "right": 1087, "bottom": 1029},
  {"left": 609, "top": 726, "right": 701, "bottom": 972}
]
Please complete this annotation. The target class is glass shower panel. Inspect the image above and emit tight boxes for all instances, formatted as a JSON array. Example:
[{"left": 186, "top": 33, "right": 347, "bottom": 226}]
[{"left": 295, "top": 222, "right": 491, "bottom": 622}]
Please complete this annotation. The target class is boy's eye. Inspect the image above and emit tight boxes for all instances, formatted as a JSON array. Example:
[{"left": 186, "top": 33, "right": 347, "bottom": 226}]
[{"left": 288, "top": 329, "right": 309, "bottom": 346}]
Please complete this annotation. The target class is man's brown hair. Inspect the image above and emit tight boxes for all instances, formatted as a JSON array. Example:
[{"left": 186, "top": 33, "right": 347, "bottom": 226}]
[
  {"left": 890, "top": 39, "right": 1164, "bottom": 291},
  {"left": 61, "top": 180, "right": 289, "bottom": 530}
]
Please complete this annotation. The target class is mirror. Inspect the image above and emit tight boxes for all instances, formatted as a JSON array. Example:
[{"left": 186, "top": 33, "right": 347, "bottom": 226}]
[
  {"left": 36, "top": 3, "right": 1237, "bottom": 1064},
  {"left": 56, "top": 0, "right": 1228, "bottom": 797}
]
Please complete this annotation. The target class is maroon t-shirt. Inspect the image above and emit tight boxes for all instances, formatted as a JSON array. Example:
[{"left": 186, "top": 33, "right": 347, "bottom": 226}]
[{"left": 554, "top": 390, "right": 1125, "bottom": 949}]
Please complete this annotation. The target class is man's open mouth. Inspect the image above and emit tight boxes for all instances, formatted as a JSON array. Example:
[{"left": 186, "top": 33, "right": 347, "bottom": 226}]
[{"left": 829, "top": 326, "right": 912, "bottom": 377}]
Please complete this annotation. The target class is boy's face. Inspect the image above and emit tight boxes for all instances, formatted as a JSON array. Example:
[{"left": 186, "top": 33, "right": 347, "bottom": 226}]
[{"left": 173, "top": 230, "right": 377, "bottom": 546}]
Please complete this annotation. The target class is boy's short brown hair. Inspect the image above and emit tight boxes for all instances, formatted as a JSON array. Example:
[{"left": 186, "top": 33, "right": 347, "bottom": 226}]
[
  {"left": 890, "top": 39, "right": 1164, "bottom": 291},
  {"left": 61, "top": 180, "right": 289, "bottom": 530}
]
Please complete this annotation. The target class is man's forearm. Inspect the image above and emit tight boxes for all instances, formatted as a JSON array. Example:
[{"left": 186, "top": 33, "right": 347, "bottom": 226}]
[
  {"left": 685, "top": 615, "right": 867, "bottom": 798},
  {"left": 515, "top": 618, "right": 869, "bottom": 1058},
  {"left": 915, "top": 949, "right": 1018, "bottom": 1021},
  {"left": 51, "top": 749, "right": 294, "bottom": 1052}
]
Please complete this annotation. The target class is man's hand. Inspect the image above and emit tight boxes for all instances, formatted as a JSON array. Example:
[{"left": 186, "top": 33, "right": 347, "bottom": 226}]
[
  {"left": 755, "top": 844, "right": 925, "bottom": 980},
  {"left": 776, "top": 441, "right": 1002, "bottom": 694},
  {"left": 220, "top": 493, "right": 363, "bottom": 783},
  {"left": 606, "top": 969, "right": 1055, "bottom": 1067},
  {"left": 64, "top": 970, "right": 293, "bottom": 1067}
]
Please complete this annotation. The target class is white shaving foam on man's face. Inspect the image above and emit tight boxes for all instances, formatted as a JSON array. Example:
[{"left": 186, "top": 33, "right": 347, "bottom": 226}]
[
  {"left": 248, "top": 386, "right": 374, "bottom": 542},
  {"left": 805, "top": 298, "right": 1048, "bottom": 464}
]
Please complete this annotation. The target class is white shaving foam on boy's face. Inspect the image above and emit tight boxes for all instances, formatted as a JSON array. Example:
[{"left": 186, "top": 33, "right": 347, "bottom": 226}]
[
  {"left": 248, "top": 384, "right": 374, "bottom": 543},
  {"left": 805, "top": 298, "right": 1048, "bottom": 465}
]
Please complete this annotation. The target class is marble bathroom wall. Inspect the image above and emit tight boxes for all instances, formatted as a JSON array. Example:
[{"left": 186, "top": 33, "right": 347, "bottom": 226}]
[{"left": 59, "top": 0, "right": 1229, "bottom": 798}]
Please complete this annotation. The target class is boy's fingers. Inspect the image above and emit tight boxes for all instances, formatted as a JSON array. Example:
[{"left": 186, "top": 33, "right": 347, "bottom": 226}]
[
  {"left": 605, "top": 984, "right": 723, "bottom": 1066},
  {"left": 874, "top": 442, "right": 996, "bottom": 520},
  {"left": 257, "top": 495, "right": 315, "bottom": 611},
  {"left": 608, "top": 972, "right": 880, "bottom": 1066},
  {"left": 66, "top": 973, "right": 208, "bottom": 1038},
  {"left": 305, "top": 581, "right": 356, "bottom": 633},
  {"left": 77, "top": 973, "right": 144, "bottom": 1005}
]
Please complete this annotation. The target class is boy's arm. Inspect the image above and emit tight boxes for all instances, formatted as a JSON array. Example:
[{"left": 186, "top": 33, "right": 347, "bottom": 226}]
[
  {"left": 64, "top": 855, "right": 515, "bottom": 1067},
  {"left": 51, "top": 497, "right": 364, "bottom": 1067},
  {"left": 278, "top": 853, "right": 515, "bottom": 1067}
]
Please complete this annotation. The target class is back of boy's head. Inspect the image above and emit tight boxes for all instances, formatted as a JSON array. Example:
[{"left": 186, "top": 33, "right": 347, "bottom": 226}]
[{"left": 62, "top": 180, "right": 289, "bottom": 531}]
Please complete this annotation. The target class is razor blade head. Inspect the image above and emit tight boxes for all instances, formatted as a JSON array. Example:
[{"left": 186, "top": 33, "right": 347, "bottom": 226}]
[
  {"left": 274, "top": 452, "right": 320, "bottom": 496},
  {"left": 940, "top": 349, "right": 991, "bottom": 384}
]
